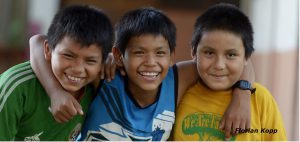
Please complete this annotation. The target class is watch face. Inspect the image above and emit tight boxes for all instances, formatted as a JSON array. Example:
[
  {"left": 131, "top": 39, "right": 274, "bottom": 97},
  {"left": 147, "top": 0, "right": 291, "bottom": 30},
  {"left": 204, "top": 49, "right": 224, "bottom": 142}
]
[
  {"left": 241, "top": 80, "right": 251, "bottom": 89},
  {"left": 236, "top": 80, "right": 252, "bottom": 89},
  {"left": 234, "top": 80, "right": 255, "bottom": 94}
]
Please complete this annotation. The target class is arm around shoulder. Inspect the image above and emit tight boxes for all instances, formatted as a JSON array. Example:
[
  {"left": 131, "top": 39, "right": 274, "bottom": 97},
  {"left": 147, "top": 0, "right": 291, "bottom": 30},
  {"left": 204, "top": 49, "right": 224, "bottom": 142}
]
[
  {"left": 175, "top": 60, "right": 198, "bottom": 105},
  {"left": 29, "top": 34, "right": 82, "bottom": 123},
  {"left": 29, "top": 34, "right": 64, "bottom": 96}
]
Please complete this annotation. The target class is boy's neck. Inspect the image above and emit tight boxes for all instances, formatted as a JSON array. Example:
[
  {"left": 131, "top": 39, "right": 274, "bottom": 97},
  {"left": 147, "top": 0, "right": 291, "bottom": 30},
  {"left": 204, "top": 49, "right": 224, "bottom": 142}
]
[
  {"left": 126, "top": 83, "right": 160, "bottom": 108},
  {"left": 70, "top": 87, "right": 85, "bottom": 101},
  {"left": 198, "top": 79, "right": 232, "bottom": 92}
]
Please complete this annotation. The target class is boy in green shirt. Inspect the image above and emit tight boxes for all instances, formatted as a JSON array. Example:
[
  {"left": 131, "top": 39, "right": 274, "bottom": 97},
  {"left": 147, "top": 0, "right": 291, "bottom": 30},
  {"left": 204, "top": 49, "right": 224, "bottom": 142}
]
[{"left": 0, "top": 5, "right": 113, "bottom": 140}]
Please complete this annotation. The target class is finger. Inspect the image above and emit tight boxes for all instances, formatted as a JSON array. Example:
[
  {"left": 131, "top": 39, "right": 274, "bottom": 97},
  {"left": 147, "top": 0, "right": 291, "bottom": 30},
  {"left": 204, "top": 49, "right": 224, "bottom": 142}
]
[
  {"left": 120, "top": 68, "right": 126, "bottom": 76},
  {"left": 100, "top": 64, "right": 105, "bottom": 79},
  {"left": 106, "top": 53, "right": 114, "bottom": 81},
  {"left": 240, "top": 119, "right": 246, "bottom": 130},
  {"left": 231, "top": 120, "right": 240, "bottom": 136},
  {"left": 225, "top": 135, "right": 231, "bottom": 141},
  {"left": 73, "top": 99, "right": 83, "bottom": 115},
  {"left": 110, "top": 61, "right": 116, "bottom": 79},
  {"left": 219, "top": 117, "right": 225, "bottom": 130},
  {"left": 54, "top": 112, "right": 72, "bottom": 123},
  {"left": 63, "top": 103, "right": 77, "bottom": 117},
  {"left": 104, "top": 60, "right": 111, "bottom": 82},
  {"left": 49, "top": 107, "right": 70, "bottom": 123},
  {"left": 53, "top": 115, "right": 63, "bottom": 123},
  {"left": 234, "top": 119, "right": 246, "bottom": 136},
  {"left": 224, "top": 120, "right": 233, "bottom": 140},
  {"left": 246, "top": 118, "right": 251, "bottom": 129},
  {"left": 58, "top": 109, "right": 73, "bottom": 121}
]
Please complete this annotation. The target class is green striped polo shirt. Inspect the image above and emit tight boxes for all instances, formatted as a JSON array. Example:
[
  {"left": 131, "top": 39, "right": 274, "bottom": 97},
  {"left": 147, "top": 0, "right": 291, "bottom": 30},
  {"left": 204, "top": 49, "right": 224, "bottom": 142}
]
[{"left": 0, "top": 61, "right": 94, "bottom": 140}]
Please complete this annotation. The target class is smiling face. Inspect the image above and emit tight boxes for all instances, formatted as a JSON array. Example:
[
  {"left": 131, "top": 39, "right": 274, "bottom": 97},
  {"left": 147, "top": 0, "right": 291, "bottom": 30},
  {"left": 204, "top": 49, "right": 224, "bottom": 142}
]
[
  {"left": 194, "top": 30, "right": 247, "bottom": 91},
  {"left": 119, "top": 34, "right": 174, "bottom": 95},
  {"left": 45, "top": 36, "right": 102, "bottom": 96}
]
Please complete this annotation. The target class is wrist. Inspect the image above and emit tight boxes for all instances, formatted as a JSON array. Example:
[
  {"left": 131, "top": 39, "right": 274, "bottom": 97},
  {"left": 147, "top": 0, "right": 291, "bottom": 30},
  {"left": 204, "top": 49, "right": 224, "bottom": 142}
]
[
  {"left": 232, "top": 88, "right": 251, "bottom": 104},
  {"left": 47, "top": 86, "right": 66, "bottom": 99},
  {"left": 233, "top": 80, "right": 256, "bottom": 94}
]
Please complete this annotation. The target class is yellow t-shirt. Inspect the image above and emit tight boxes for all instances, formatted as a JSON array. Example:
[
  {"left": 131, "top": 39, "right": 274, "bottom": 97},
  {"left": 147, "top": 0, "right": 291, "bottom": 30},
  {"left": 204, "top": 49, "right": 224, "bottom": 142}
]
[{"left": 172, "top": 82, "right": 287, "bottom": 141}]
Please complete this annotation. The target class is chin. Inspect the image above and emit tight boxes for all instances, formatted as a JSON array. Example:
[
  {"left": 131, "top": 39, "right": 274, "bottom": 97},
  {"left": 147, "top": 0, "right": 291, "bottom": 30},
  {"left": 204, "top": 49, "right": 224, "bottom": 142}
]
[
  {"left": 206, "top": 82, "right": 230, "bottom": 91},
  {"left": 62, "top": 85, "right": 81, "bottom": 94}
]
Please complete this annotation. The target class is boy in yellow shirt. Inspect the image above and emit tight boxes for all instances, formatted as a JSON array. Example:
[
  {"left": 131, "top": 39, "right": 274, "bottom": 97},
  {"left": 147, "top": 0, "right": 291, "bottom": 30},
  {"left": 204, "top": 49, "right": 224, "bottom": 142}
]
[{"left": 173, "top": 3, "right": 287, "bottom": 141}]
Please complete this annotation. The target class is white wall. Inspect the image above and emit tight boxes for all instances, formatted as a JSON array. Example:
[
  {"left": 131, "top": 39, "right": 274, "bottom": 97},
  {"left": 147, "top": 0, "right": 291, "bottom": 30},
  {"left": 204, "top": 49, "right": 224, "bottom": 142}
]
[
  {"left": 241, "top": 0, "right": 298, "bottom": 52},
  {"left": 28, "top": 0, "right": 60, "bottom": 34},
  {"left": 241, "top": 0, "right": 299, "bottom": 140}
]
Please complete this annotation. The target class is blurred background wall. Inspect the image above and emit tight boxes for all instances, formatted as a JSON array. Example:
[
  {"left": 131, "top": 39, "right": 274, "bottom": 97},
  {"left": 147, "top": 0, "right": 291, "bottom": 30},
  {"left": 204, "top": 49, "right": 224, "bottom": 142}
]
[{"left": 0, "top": 0, "right": 298, "bottom": 140}]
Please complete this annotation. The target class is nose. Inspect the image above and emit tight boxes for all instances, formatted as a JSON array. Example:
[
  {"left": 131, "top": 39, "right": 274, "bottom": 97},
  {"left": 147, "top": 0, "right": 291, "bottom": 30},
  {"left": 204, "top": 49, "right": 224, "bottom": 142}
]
[
  {"left": 71, "top": 59, "right": 85, "bottom": 74},
  {"left": 144, "top": 54, "right": 156, "bottom": 66},
  {"left": 213, "top": 56, "right": 226, "bottom": 70}
]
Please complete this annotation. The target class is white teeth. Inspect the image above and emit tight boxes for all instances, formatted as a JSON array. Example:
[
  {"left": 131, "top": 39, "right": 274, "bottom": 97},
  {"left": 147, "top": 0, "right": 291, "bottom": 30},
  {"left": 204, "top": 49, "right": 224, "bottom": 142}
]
[
  {"left": 140, "top": 72, "right": 159, "bottom": 76},
  {"left": 67, "top": 75, "right": 82, "bottom": 82}
]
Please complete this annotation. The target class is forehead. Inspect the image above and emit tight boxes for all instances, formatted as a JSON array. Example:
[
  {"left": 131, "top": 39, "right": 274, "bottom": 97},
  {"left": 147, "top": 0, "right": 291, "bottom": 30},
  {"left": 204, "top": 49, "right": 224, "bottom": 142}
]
[
  {"left": 126, "top": 34, "right": 170, "bottom": 50},
  {"left": 55, "top": 36, "right": 103, "bottom": 57},
  {"left": 198, "top": 30, "right": 243, "bottom": 50}
]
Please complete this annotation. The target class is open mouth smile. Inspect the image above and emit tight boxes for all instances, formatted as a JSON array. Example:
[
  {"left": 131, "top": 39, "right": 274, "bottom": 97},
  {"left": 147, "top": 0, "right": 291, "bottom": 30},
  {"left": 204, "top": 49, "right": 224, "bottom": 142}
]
[
  {"left": 65, "top": 74, "right": 84, "bottom": 83},
  {"left": 138, "top": 71, "right": 160, "bottom": 80}
]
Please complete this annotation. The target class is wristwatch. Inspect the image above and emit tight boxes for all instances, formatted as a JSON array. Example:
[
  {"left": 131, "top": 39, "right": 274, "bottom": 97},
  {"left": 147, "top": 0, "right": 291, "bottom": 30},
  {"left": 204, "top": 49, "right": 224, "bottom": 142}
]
[{"left": 233, "top": 80, "right": 256, "bottom": 94}]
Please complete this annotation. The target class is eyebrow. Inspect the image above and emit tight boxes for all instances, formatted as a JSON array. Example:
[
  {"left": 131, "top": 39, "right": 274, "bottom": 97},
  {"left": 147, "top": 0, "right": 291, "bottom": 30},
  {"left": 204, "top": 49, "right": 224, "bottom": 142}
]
[
  {"left": 85, "top": 56, "right": 101, "bottom": 60},
  {"left": 134, "top": 46, "right": 167, "bottom": 51},
  {"left": 63, "top": 49, "right": 76, "bottom": 55},
  {"left": 226, "top": 49, "right": 238, "bottom": 52},
  {"left": 201, "top": 46, "right": 239, "bottom": 52},
  {"left": 63, "top": 48, "right": 101, "bottom": 59},
  {"left": 200, "top": 46, "right": 214, "bottom": 51}
]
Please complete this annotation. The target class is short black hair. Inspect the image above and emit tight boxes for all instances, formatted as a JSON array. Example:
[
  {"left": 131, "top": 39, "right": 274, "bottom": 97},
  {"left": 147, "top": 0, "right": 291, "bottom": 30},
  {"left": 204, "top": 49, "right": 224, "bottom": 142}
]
[
  {"left": 115, "top": 7, "right": 176, "bottom": 54},
  {"left": 191, "top": 3, "right": 254, "bottom": 59},
  {"left": 47, "top": 5, "right": 113, "bottom": 60}
]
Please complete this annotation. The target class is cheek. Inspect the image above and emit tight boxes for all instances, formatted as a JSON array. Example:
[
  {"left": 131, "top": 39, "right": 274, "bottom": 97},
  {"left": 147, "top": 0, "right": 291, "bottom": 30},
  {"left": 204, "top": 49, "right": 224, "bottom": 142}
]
[
  {"left": 196, "top": 61, "right": 208, "bottom": 80},
  {"left": 87, "top": 66, "right": 101, "bottom": 77},
  {"left": 51, "top": 54, "right": 62, "bottom": 65},
  {"left": 196, "top": 56, "right": 210, "bottom": 71},
  {"left": 51, "top": 56, "right": 70, "bottom": 75},
  {"left": 51, "top": 57, "right": 62, "bottom": 72},
  {"left": 51, "top": 64, "right": 63, "bottom": 80},
  {"left": 122, "top": 58, "right": 137, "bottom": 73},
  {"left": 160, "top": 57, "right": 172, "bottom": 68},
  {"left": 229, "top": 61, "right": 245, "bottom": 79}
]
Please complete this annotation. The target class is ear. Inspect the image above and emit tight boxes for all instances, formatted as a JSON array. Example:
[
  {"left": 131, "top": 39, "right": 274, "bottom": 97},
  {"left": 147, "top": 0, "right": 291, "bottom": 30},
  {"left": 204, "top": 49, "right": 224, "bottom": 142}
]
[
  {"left": 191, "top": 48, "right": 196, "bottom": 61},
  {"left": 44, "top": 40, "right": 52, "bottom": 61},
  {"left": 112, "top": 47, "right": 124, "bottom": 67}
]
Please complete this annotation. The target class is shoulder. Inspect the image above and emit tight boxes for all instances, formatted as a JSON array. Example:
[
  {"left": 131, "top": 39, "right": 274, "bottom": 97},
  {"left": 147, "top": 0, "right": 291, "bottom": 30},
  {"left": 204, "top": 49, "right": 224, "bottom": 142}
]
[
  {"left": 182, "top": 83, "right": 203, "bottom": 100},
  {"left": 161, "top": 67, "right": 176, "bottom": 92},
  {"left": 252, "top": 83, "right": 272, "bottom": 97},
  {"left": 0, "top": 61, "right": 39, "bottom": 111},
  {"left": 101, "top": 72, "right": 125, "bottom": 93},
  {"left": 104, "top": 71, "right": 125, "bottom": 87},
  {"left": 185, "top": 82, "right": 201, "bottom": 93},
  {"left": 252, "top": 82, "right": 277, "bottom": 105},
  {"left": 0, "top": 61, "right": 36, "bottom": 87},
  {"left": 0, "top": 61, "right": 38, "bottom": 98}
]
